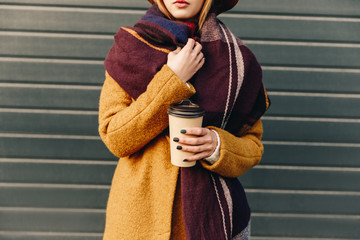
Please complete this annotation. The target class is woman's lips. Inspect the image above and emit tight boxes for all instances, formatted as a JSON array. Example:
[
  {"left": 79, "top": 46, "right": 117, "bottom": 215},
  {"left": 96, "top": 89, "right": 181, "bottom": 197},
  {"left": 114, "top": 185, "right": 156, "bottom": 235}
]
[{"left": 174, "top": 0, "right": 189, "bottom": 8}]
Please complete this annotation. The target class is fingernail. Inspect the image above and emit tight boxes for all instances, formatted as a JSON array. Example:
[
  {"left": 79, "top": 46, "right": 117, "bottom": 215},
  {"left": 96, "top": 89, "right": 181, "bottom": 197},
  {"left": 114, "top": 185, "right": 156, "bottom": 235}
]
[
  {"left": 173, "top": 137, "right": 179, "bottom": 142},
  {"left": 180, "top": 129, "right": 186, "bottom": 134},
  {"left": 177, "top": 146, "right": 182, "bottom": 150},
  {"left": 183, "top": 159, "right": 188, "bottom": 162}
]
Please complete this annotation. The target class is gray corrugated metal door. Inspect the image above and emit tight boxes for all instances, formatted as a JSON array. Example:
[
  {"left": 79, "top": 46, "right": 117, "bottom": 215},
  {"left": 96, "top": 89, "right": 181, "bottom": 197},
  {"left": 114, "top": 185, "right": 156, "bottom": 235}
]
[{"left": 0, "top": 0, "right": 359, "bottom": 239}]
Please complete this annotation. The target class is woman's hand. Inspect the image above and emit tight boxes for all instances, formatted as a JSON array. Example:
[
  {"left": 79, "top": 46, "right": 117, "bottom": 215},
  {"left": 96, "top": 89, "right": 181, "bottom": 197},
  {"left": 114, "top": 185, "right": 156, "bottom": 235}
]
[
  {"left": 167, "top": 38, "right": 205, "bottom": 83},
  {"left": 173, "top": 127, "right": 218, "bottom": 162}
]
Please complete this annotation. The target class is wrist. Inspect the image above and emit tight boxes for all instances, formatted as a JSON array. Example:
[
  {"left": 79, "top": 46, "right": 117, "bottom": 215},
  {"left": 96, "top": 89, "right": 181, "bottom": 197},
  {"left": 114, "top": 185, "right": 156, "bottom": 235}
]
[
  {"left": 204, "top": 130, "right": 221, "bottom": 165},
  {"left": 166, "top": 64, "right": 187, "bottom": 83}
]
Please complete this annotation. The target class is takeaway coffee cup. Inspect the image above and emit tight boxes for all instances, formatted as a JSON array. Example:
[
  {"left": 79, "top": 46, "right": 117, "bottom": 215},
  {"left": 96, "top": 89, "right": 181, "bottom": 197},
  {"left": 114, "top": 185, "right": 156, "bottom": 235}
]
[{"left": 168, "top": 100, "right": 205, "bottom": 167}]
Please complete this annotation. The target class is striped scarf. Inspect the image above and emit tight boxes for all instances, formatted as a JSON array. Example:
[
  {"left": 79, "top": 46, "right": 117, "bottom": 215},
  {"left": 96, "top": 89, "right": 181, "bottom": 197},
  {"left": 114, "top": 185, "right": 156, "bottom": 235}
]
[{"left": 104, "top": 5, "right": 270, "bottom": 239}]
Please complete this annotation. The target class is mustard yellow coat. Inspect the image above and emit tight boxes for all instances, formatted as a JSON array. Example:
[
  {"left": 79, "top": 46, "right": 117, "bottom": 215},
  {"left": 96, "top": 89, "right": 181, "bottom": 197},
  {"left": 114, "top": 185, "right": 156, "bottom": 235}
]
[{"left": 98, "top": 65, "right": 264, "bottom": 240}]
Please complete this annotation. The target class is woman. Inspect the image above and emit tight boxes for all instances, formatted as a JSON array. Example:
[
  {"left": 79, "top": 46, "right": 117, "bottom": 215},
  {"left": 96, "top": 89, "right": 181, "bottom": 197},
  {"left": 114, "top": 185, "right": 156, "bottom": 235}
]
[{"left": 98, "top": 0, "right": 270, "bottom": 239}]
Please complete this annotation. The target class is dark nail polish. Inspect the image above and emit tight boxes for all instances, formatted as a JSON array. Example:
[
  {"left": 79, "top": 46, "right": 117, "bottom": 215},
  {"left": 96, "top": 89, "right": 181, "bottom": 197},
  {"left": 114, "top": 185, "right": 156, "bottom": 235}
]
[
  {"left": 183, "top": 159, "right": 188, "bottom": 162},
  {"left": 177, "top": 146, "right": 182, "bottom": 150},
  {"left": 180, "top": 129, "right": 186, "bottom": 134},
  {"left": 173, "top": 137, "right": 179, "bottom": 142}
]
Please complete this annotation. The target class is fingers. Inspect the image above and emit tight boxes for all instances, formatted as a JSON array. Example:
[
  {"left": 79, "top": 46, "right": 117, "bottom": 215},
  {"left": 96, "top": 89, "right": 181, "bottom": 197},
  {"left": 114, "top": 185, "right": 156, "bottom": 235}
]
[
  {"left": 183, "top": 39, "right": 203, "bottom": 57},
  {"left": 193, "top": 42, "right": 205, "bottom": 68},
  {"left": 192, "top": 41, "right": 203, "bottom": 61},
  {"left": 195, "top": 57, "right": 205, "bottom": 72},
  {"left": 168, "top": 47, "right": 181, "bottom": 59},
  {"left": 178, "top": 141, "right": 212, "bottom": 154},
  {"left": 195, "top": 52, "right": 205, "bottom": 71},
  {"left": 166, "top": 39, "right": 205, "bottom": 83},
  {"left": 178, "top": 141, "right": 214, "bottom": 162},
  {"left": 173, "top": 128, "right": 218, "bottom": 161},
  {"left": 183, "top": 38, "right": 196, "bottom": 50},
  {"left": 185, "top": 152, "right": 213, "bottom": 162},
  {"left": 193, "top": 41, "right": 202, "bottom": 53},
  {"left": 181, "top": 127, "right": 208, "bottom": 136},
  {"left": 178, "top": 134, "right": 212, "bottom": 146},
  {"left": 172, "top": 47, "right": 181, "bottom": 54}
]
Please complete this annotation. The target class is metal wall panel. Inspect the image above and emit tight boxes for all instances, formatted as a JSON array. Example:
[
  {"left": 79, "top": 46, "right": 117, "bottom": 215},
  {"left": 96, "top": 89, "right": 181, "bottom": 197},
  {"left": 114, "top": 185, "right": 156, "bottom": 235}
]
[{"left": 0, "top": 0, "right": 359, "bottom": 239}]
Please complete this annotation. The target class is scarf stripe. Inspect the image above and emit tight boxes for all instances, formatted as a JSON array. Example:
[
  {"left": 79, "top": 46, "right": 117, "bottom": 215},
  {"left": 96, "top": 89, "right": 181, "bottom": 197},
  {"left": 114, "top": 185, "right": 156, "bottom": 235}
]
[
  {"left": 223, "top": 28, "right": 245, "bottom": 128},
  {"left": 230, "top": 31, "right": 245, "bottom": 102},
  {"left": 211, "top": 174, "right": 229, "bottom": 239},
  {"left": 219, "top": 23, "right": 234, "bottom": 129},
  {"left": 264, "top": 85, "right": 270, "bottom": 109},
  {"left": 141, "top": 14, "right": 188, "bottom": 44},
  {"left": 220, "top": 176, "right": 234, "bottom": 237},
  {"left": 122, "top": 27, "right": 171, "bottom": 54}
]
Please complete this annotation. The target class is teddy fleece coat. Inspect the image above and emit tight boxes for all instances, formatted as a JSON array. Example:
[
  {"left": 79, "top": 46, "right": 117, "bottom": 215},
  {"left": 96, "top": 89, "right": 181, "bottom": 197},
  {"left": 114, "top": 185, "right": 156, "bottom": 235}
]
[{"left": 98, "top": 64, "right": 264, "bottom": 240}]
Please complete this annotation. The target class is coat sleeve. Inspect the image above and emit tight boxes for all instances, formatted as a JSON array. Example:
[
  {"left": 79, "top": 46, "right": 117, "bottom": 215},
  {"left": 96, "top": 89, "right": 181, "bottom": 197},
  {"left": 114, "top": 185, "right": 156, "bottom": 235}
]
[
  {"left": 98, "top": 64, "right": 196, "bottom": 158},
  {"left": 200, "top": 120, "right": 264, "bottom": 178}
]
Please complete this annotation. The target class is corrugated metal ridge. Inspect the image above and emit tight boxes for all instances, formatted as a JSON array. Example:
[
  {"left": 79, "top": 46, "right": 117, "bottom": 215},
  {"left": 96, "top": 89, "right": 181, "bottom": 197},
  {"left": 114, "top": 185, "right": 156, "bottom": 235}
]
[
  {"left": 262, "top": 66, "right": 360, "bottom": 73},
  {"left": 244, "top": 40, "right": 360, "bottom": 48},
  {"left": 0, "top": 182, "right": 110, "bottom": 189},
  {"left": 246, "top": 189, "right": 360, "bottom": 196},
  {"left": 252, "top": 212, "right": 360, "bottom": 219},
  {"left": 0, "top": 56, "right": 103, "bottom": 64},
  {"left": 0, "top": 4, "right": 146, "bottom": 14},
  {"left": 0, "top": 30, "right": 113, "bottom": 39},
  {"left": 263, "top": 141, "right": 360, "bottom": 148},
  {"left": 0, "top": 231, "right": 103, "bottom": 237},
  {"left": 222, "top": 13, "right": 360, "bottom": 22},
  {"left": 0, "top": 158, "right": 116, "bottom": 165},
  {"left": 0, "top": 206, "right": 105, "bottom": 213},
  {"left": 0, "top": 108, "right": 98, "bottom": 115},
  {"left": 268, "top": 91, "right": 360, "bottom": 98},
  {"left": 252, "top": 237, "right": 358, "bottom": 240},
  {"left": 0, "top": 133, "right": 100, "bottom": 140},
  {"left": 0, "top": 82, "right": 102, "bottom": 90},
  {"left": 262, "top": 116, "right": 360, "bottom": 123},
  {"left": 256, "top": 165, "right": 360, "bottom": 172}
]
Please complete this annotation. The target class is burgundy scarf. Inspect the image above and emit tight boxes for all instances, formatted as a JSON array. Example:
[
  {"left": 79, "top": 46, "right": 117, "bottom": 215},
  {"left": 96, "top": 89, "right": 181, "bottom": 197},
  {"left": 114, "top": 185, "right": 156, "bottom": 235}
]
[{"left": 105, "top": 5, "right": 270, "bottom": 239}]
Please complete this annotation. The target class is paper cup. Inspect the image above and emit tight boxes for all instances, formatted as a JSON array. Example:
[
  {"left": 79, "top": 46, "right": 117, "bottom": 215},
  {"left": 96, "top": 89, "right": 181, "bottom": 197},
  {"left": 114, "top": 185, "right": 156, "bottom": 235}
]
[{"left": 168, "top": 100, "right": 205, "bottom": 167}]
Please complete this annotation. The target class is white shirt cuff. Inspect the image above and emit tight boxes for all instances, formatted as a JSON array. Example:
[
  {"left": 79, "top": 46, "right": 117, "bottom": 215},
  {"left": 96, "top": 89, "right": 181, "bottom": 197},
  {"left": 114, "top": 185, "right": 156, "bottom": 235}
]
[{"left": 203, "top": 129, "right": 221, "bottom": 165}]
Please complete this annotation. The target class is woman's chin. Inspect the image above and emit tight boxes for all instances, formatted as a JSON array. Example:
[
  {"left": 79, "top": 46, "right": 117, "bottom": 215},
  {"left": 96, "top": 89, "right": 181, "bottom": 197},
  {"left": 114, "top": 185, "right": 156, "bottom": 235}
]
[
  {"left": 173, "top": 13, "right": 195, "bottom": 21},
  {"left": 168, "top": 8, "right": 198, "bottom": 20}
]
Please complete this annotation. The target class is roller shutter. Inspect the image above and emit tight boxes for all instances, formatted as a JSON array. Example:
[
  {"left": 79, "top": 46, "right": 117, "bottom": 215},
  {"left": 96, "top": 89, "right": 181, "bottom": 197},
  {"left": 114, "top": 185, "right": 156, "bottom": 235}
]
[{"left": 0, "top": 0, "right": 359, "bottom": 239}]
